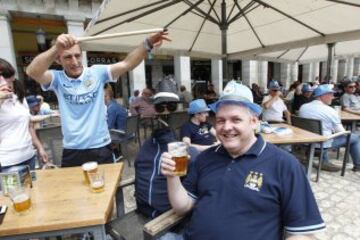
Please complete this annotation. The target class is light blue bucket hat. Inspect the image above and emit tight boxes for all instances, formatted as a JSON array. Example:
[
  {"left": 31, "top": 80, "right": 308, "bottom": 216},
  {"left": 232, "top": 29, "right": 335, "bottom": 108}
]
[
  {"left": 209, "top": 80, "right": 262, "bottom": 116},
  {"left": 188, "top": 99, "right": 211, "bottom": 114},
  {"left": 313, "top": 84, "right": 335, "bottom": 98}
]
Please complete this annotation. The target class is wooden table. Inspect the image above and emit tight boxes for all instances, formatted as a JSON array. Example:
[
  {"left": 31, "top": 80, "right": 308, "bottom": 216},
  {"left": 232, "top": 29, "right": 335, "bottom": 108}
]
[
  {"left": 261, "top": 124, "right": 327, "bottom": 179},
  {"left": 341, "top": 111, "right": 360, "bottom": 131},
  {"left": 0, "top": 163, "right": 124, "bottom": 240}
]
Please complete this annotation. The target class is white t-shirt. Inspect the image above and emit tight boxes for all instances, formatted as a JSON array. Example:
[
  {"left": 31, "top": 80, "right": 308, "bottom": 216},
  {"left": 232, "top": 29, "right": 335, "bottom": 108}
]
[
  {"left": 0, "top": 95, "right": 35, "bottom": 167},
  {"left": 262, "top": 95, "right": 287, "bottom": 122}
]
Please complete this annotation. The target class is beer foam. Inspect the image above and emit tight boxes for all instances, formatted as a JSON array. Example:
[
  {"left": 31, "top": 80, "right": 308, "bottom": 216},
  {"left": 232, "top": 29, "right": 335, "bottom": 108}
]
[
  {"left": 82, "top": 161, "right": 98, "bottom": 171},
  {"left": 13, "top": 193, "right": 29, "bottom": 203},
  {"left": 91, "top": 180, "right": 104, "bottom": 188}
]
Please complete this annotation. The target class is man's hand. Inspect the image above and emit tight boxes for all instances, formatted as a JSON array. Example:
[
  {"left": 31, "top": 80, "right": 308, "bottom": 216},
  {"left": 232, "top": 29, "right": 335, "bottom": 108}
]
[
  {"left": 160, "top": 152, "right": 177, "bottom": 177},
  {"left": 148, "top": 31, "right": 171, "bottom": 48},
  {"left": 0, "top": 89, "right": 12, "bottom": 100},
  {"left": 54, "top": 34, "right": 78, "bottom": 52},
  {"left": 38, "top": 147, "right": 49, "bottom": 164}
]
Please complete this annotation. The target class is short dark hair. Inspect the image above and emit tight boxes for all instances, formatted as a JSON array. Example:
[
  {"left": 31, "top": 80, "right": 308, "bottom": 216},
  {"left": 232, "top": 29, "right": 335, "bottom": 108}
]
[
  {"left": 180, "top": 85, "right": 186, "bottom": 91},
  {"left": 0, "top": 58, "right": 15, "bottom": 78}
]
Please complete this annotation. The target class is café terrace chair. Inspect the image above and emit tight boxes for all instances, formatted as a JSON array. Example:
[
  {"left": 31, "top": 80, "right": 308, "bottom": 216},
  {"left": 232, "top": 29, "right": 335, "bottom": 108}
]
[
  {"left": 291, "top": 115, "right": 351, "bottom": 181},
  {"left": 167, "top": 111, "right": 189, "bottom": 138},
  {"left": 106, "top": 177, "right": 187, "bottom": 240},
  {"left": 36, "top": 125, "right": 63, "bottom": 167},
  {"left": 110, "top": 115, "right": 141, "bottom": 167}
]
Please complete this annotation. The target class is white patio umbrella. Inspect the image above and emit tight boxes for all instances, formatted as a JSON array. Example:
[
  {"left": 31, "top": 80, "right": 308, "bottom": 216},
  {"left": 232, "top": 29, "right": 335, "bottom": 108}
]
[{"left": 83, "top": 0, "right": 360, "bottom": 79}]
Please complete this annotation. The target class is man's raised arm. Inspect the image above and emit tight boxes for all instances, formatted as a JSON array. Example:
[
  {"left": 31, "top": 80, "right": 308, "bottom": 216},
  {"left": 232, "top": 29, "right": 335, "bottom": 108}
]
[
  {"left": 26, "top": 34, "right": 77, "bottom": 85},
  {"left": 110, "top": 31, "right": 170, "bottom": 80}
]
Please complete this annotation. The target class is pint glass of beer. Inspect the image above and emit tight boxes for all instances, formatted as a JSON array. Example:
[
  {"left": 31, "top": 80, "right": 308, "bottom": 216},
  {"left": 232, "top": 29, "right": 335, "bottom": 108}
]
[
  {"left": 8, "top": 185, "right": 31, "bottom": 213},
  {"left": 168, "top": 142, "right": 188, "bottom": 176},
  {"left": 88, "top": 170, "right": 105, "bottom": 193},
  {"left": 82, "top": 161, "right": 98, "bottom": 185}
]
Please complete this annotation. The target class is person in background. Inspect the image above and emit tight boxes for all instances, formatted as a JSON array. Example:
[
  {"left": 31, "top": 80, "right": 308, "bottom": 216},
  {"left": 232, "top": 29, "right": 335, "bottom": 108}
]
[
  {"left": 135, "top": 79, "right": 198, "bottom": 218},
  {"left": 26, "top": 95, "right": 55, "bottom": 116},
  {"left": 262, "top": 80, "right": 291, "bottom": 124},
  {"left": 203, "top": 83, "right": 217, "bottom": 104},
  {"left": 161, "top": 80, "right": 325, "bottom": 240},
  {"left": 284, "top": 81, "right": 300, "bottom": 102},
  {"left": 129, "top": 89, "right": 140, "bottom": 105},
  {"left": 251, "top": 83, "right": 263, "bottom": 104},
  {"left": 355, "top": 79, "right": 360, "bottom": 96},
  {"left": 104, "top": 84, "right": 127, "bottom": 132},
  {"left": 130, "top": 88, "right": 156, "bottom": 118},
  {"left": 36, "top": 94, "right": 51, "bottom": 113},
  {"left": 26, "top": 31, "right": 170, "bottom": 167},
  {"left": 180, "top": 99, "right": 218, "bottom": 152},
  {"left": 179, "top": 85, "right": 193, "bottom": 108},
  {"left": 340, "top": 80, "right": 360, "bottom": 115},
  {"left": 299, "top": 84, "right": 360, "bottom": 172},
  {"left": 0, "top": 58, "right": 48, "bottom": 171},
  {"left": 292, "top": 83, "right": 314, "bottom": 113}
]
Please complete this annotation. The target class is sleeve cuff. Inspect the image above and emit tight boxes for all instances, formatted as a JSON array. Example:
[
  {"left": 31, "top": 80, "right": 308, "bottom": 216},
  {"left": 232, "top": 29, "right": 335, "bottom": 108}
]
[{"left": 285, "top": 222, "right": 326, "bottom": 235}]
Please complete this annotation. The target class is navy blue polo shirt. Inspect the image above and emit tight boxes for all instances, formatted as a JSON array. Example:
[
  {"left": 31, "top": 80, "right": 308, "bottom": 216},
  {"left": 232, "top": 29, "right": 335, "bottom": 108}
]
[
  {"left": 182, "top": 135, "right": 325, "bottom": 240},
  {"left": 180, "top": 121, "right": 214, "bottom": 145}
]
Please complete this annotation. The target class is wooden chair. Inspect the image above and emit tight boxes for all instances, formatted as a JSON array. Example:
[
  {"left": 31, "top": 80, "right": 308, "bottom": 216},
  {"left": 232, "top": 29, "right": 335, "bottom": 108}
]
[
  {"left": 111, "top": 115, "right": 141, "bottom": 167},
  {"left": 36, "top": 125, "right": 63, "bottom": 167},
  {"left": 106, "top": 177, "right": 187, "bottom": 240},
  {"left": 291, "top": 115, "right": 351, "bottom": 180}
]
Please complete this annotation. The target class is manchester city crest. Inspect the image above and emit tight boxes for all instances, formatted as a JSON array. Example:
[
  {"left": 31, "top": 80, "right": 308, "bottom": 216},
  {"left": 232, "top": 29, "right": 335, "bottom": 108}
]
[
  {"left": 83, "top": 79, "right": 93, "bottom": 88},
  {"left": 244, "top": 171, "right": 263, "bottom": 192}
]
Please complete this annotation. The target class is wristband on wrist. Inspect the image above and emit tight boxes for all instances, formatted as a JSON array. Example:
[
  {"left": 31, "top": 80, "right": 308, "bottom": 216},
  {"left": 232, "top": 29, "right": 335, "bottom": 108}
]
[{"left": 144, "top": 38, "right": 154, "bottom": 59}]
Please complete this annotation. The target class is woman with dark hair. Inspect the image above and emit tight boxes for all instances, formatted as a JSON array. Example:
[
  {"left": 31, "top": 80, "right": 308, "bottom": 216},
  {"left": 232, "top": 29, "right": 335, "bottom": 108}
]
[{"left": 0, "top": 58, "right": 48, "bottom": 171}]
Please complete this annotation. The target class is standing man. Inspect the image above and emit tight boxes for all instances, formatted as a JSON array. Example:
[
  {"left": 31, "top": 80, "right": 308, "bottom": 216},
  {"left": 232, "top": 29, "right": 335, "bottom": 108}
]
[
  {"left": 262, "top": 80, "right": 291, "bottom": 124},
  {"left": 26, "top": 31, "right": 170, "bottom": 167},
  {"left": 161, "top": 81, "right": 325, "bottom": 240},
  {"left": 299, "top": 84, "right": 360, "bottom": 172},
  {"left": 179, "top": 85, "right": 193, "bottom": 108}
]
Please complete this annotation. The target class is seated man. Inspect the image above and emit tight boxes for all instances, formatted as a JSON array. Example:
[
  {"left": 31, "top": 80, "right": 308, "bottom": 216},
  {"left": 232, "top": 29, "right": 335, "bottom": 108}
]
[
  {"left": 292, "top": 83, "right": 313, "bottom": 113},
  {"left": 180, "top": 99, "right": 217, "bottom": 152},
  {"left": 26, "top": 95, "right": 59, "bottom": 127},
  {"left": 262, "top": 80, "right": 291, "bottom": 124},
  {"left": 130, "top": 88, "right": 156, "bottom": 118},
  {"left": 299, "top": 84, "right": 360, "bottom": 172},
  {"left": 161, "top": 80, "right": 325, "bottom": 240},
  {"left": 135, "top": 80, "right": 198, "bottom": 218},
  {"left": 104, "top": 84, "right": 127, "bottom": 132},
  {"left": 340, "top": 80, "right": 360, "bottom": 115}
]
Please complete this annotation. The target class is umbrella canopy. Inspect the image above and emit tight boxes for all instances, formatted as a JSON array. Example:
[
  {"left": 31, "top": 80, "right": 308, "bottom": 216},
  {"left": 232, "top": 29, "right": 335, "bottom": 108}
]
[
  {"left": 248, "top": 39, "right": 360, "bottom": 64},
  {"left": 84, "top": 0, "right": 360, "bottom": 56}
]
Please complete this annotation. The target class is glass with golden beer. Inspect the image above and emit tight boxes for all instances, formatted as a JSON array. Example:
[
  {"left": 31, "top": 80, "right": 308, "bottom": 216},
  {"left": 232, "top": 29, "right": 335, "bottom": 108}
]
[
  {"left": 82, "top": 161, "right": 98, "bottom": 185},
  {"left": 88, "top": 170, "right": 105, "bottom": 193},
  {"left": 168, "top": 142, "right": 188, "bottom": 176},
  {"left": 9, "top": 185, "right": 31, "bottom": 213}
]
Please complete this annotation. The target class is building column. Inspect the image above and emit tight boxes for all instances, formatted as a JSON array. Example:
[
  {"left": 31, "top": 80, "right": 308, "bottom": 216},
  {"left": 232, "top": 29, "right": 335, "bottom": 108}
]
[
  {"left": 257, "top": 61, "right": 268, "bottom": 91},
  {"left": 280, "top": 63, "right": 291, "bottom": 89},
  {"left": 320, "top": 61, "right": 327, "bottom": 81},
  {"left": 174, "top": 55, "right": 191, "bottom": 92},
  {"left": 331, "top": 59, "right": 339, "bottom": 83},
  {"left": 302, "top": 63, "right": 312, "bottom": 83},
  {"left": 241, "top": 60, "right": 258, "bottom": 87},
  {"left": 0, "top": 12, "right": 17, "bottom": 74},
  {"left": 211, "top": 58, "right": 223, "bottom": 95},
  {"left": 129, "top": 60, "right": 146, "bottom": 94},
  {"left": 311, "top": 62, "right": 320, "bottom": 82},
  {"left": 346, "top": 57, "right": 354, "bottom": 77},
  {"left": 290, "top": 62, "right": 299, "bottom": 83},
  {"left": 337, "top": 59, "right": 346, "bottom": 81},
  {"left": 65, "top": 17, "right": 88, "bottom": 67},
  {"left": 354, "top": 58, "right": 360, "bottom": 76}
]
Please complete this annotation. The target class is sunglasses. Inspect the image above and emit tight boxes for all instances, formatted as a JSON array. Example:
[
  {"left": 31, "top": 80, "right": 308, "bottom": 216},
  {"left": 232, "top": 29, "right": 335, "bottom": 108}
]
[
  {"left": 0, "top": 71, "right": 14, "bottom": 79},
  {"left": 155, "top": 102, "right": 178, "bottom": 113}
]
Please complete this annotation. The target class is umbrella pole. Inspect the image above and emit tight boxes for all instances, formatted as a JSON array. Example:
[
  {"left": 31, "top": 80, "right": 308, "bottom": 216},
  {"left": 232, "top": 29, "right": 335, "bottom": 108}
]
[
  {"left": 221, "top": 0, "right": 229, "bottom": 83},
  {"left": 325, "top": 43, "right": 335, "bottom": 83}
]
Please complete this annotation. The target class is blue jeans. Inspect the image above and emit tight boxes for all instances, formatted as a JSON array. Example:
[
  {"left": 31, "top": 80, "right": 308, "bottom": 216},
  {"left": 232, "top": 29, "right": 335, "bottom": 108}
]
[
  {"left": 1, "top": 155, "right": 36, "bottom": 172},
  {"left": 322, "top": 134, "right": 360, "bottom": 167}
]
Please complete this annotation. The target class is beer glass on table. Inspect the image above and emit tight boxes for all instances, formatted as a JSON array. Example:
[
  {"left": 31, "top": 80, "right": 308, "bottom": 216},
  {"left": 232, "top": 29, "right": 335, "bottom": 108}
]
[
  {"left": 88, "top": 170, "right": 105, "bottom": 193},
  {"left": 8, "top": 185, "right": 31, "bottom": 213},
  {"left": 82, "top": 161, "right": 98, "bottom": 185},
  {"left": 167, "top": 142, "right": 189, "bottom": 176}
]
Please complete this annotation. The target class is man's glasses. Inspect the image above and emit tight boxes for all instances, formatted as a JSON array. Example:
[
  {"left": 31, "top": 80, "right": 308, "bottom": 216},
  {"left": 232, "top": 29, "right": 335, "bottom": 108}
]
[{"left": 155, "top": 102, "right": 178, "bottom": 113}]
